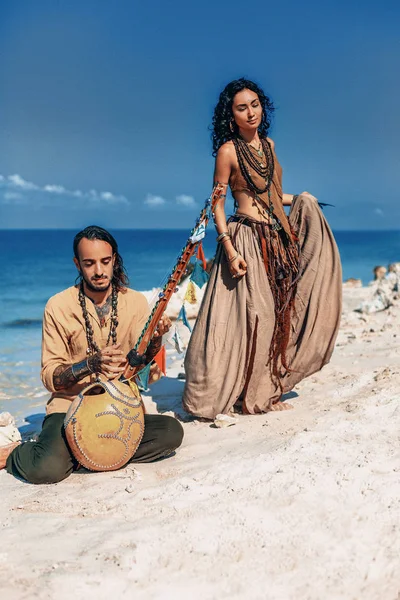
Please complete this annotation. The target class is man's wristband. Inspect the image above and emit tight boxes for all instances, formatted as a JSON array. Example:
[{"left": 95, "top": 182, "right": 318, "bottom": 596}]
[{"left": 71, "top": 358, "right": 92, "bottom": 381}]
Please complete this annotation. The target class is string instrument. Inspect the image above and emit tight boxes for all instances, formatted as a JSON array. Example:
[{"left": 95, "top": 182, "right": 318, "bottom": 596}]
[{"left": 64, "top": 183, "right": 226, "bottom": 471}]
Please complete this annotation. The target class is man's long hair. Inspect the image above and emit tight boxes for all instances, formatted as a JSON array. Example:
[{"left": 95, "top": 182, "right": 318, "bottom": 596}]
[
  {"left": 73, "top": 225, "right": 129, "bottom": 291},
  {"left": 211, "top": 78, "right": 275, "bottom": 156}
]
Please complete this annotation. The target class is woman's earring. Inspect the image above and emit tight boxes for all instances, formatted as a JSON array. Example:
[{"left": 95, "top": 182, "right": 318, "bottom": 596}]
[{"left": 229, "top": 119, "right": 235, "bottom": 133}]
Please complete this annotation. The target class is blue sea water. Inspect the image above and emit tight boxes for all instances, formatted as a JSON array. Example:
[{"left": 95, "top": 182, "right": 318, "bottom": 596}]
[{"left": 1, "top": 228, "right": 400, "bottom": 427}]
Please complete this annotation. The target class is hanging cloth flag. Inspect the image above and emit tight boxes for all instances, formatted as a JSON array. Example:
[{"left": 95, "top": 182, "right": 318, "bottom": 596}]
[
  {"left": 190, "top": 261, "right": 209, "bottom": 289},
  {"left": 136, "top": 362, "right": 152, "bottom": 392},
  {"left": 184, "top": 280, "right": 197, "bottom": 305},
  {"left": 177, "top": 304, "right": 192, "bottom": 332},
  {"left": 190, "top": 218, "right": 207, "bottom": 243},
  {"left": 171, "top": 326, "right": 184, "bottom": 354},
  {"left": 127, "top": 378, "right": 141, "bottom": 398},
  {"left": 196, "top": 242, "right": 207, "bottom": 270},
  {"left": 154, "top": 345, "right": 167, "bottom": 375}
]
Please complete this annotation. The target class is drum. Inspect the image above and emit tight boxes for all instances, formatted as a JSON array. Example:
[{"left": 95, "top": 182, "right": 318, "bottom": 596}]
[{"left": 64, "top": 378, "right": 145, "bottom": 472}]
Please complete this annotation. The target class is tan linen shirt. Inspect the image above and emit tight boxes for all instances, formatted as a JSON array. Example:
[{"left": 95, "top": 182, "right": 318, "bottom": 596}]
[{"left": 41, "top": 285, "right": 150, "bottom": 415}]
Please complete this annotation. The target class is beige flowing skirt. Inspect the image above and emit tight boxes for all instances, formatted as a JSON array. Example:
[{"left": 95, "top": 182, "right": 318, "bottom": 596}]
[{"left": 182, "top": 193, "right": 342, "bottom": 419}]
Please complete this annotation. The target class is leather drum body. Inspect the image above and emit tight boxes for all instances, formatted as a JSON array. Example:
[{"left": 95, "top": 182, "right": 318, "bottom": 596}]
[{"left": 64, "top": 379, "right": 145, "bottom": 472}]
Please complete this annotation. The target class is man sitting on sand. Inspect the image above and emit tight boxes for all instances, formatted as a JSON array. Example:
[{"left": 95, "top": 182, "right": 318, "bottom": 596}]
[{"left": 0, "top": 226, "right": 183, "bottom": 483}]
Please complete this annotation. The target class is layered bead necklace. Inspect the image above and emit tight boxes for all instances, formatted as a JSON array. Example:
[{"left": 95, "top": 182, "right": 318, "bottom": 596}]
[
  {"left": 233, "top": 136, "right": 281, "bottom": 229},
  {"left": 78, "top": 282, "right": 119, "bottom": 355},
  {"left": 233, "top": 136, "right": 274, "bottom": 194}
]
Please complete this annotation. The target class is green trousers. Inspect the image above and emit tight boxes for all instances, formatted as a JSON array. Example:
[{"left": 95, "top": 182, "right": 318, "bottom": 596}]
[{"left": 6, "top": 412, "right": 184, "bottom": 484}]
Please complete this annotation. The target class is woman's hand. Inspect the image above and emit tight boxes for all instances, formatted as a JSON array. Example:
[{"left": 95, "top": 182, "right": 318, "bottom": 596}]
[
  {"left": 228, "top": 254, "right": 247, "bottom": 279},
  {"left": 300, "top": 191, "right": 318, "bottom": 203}
]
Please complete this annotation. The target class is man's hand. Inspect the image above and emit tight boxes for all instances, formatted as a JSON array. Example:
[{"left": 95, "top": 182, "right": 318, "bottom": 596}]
[
  {"left": 145, "top": 315, "right": 172, "bottom": 363},
  {"left": 53, "top": 344, "right": 127, "bottom": 390},
  {"left": 152, "top": 314, "right": 172, "bottom": 338},
  {"left": 89, "top": 344, "right": 126, "bottom": 380}
]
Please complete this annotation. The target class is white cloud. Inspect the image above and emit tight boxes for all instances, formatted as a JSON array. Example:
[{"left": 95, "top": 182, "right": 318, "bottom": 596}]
[
  {"left": 99, "top": 191, "right": 128, "bottom": 205},
  {"left": 145, "top": 194, "right": 167, "bottom": 207},
  {"left": 43, "top": 184, "right": 66, "bottom": 194},
  {"left": 8, "top": 174, "right": 39, "bottom": 191},
  {"left": 374, "top": 208, "right": 384, "bottom": 216},
  {"left": 3, "top": 191, "right": 25, "bottom": 202},
  {"left": 86, "top": 190, "right": 128, "bottom": 205},
  {"left": 101, "top": 192, "right": 115, "bottom": 201},
  {"left": 176, "top": 194, "right": 196, "bottom": 207},
  {"left": 0, "top": 172, "right": 129, "bottom": 207}
]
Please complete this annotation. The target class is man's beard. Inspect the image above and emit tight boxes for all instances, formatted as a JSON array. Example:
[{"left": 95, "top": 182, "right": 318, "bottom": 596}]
[{"left": 81, "top": 273, "right": 112, "bottom": 293}]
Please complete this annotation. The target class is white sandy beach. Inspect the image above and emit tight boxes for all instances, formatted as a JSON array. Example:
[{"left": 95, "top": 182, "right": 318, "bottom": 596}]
[{"left": 0, "top": 285, "right": 399, "bottom": 600}]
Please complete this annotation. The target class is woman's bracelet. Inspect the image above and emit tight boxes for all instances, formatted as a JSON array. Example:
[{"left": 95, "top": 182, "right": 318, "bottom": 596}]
[
  {"left": 228, "top": 252, "right": 239, "bottom": 263},
  {"left": 216, "top": 231, "right": 230, "bottom": 243},
  {"left": 221, "top": 236, "right": 231, "bottom": 245}
]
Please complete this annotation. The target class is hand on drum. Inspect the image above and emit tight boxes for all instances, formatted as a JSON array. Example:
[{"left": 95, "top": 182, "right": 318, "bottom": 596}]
[
  {"left": 229, "top": 254, "right": 247, "bottom": 280},
  {"left": 90, "top": 344, "right": 127, "bottom": 379}
]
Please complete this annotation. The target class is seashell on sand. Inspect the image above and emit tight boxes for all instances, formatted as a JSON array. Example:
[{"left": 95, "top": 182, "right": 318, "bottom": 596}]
[
  {"left": 0, "top": 425, "right": 22, "bottom": 446},
  {"left": 0, "top": 412, "right": 21, "bottom": 445},
  {"left": 214, "top": 413, "right": 238, "bottom": 428}
]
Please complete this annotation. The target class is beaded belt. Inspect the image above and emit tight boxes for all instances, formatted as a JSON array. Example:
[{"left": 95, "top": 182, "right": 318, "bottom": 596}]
[{"left": 228, "top": 214, "right": 273, "bottom": 228}]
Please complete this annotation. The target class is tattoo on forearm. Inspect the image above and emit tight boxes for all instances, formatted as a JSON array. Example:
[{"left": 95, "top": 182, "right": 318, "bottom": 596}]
[
  {"left": 52, "top": 353, "right": 101, "bottom": 391},
  {"left": 53, "top": 365, "right": 79, "bottom": 391},
  {"left": 87, "top": 353, "right": 102, "bottom": 374},
  {"left": 146, "top": 337, "right": 162, "bottom": 362}
]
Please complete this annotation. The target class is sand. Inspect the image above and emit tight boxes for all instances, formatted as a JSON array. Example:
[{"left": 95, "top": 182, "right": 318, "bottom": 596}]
[{"left": 0, "top": 285, "right": 399, "bottom": 600}]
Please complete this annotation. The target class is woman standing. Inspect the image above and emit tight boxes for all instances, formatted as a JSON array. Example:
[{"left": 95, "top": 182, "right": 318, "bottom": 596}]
[{"left": 182, "top": 78, "right": 342, "bottom": 419}]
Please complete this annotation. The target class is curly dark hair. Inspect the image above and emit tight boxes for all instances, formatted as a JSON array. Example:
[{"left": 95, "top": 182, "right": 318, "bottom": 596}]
[
  {"left": 211, "top": 78, "right": 275, "bottom": 156},
  {"left": 73, "top": 225, "right": 129, "bottom": 291}
]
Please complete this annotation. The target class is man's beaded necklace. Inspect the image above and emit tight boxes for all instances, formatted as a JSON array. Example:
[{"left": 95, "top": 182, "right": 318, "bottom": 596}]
[{"left": 78, "top": 282, "right": 118, "bottom": 355}]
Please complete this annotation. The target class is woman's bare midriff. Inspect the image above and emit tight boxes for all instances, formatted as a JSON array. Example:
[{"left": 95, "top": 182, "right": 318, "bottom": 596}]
[{"left": 231, "top": 189, "right": 273, "bottom": 224}]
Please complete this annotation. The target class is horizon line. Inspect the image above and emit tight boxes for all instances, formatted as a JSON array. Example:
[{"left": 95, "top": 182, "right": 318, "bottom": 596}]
[{"left": 1, "top": 228, "right": 400, "bottom": 234}]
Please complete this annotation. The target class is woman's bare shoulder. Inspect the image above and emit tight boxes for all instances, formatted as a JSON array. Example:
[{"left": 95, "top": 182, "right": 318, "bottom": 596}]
[
  {"left": 266, "top": 136, "right": 275, "bottom": 149},
  {"left": 217, "top": 141, "right": 235, "bottom": 157},
  {"left": 216, "top": 141, "right": 235, "bottom": 168}
]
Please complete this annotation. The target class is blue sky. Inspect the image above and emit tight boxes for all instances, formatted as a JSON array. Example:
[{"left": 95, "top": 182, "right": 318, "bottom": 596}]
[{"left": 0, "top": 0, "right": 399, "bottom": 230}]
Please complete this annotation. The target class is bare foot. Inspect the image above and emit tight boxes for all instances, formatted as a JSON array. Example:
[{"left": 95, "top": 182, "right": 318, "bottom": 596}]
[
  {"left": 233, "top": 399, "right": 243, "bottom": 414},
  {"left": 0, "top": 442, "right": 20, "bottom": 469},
  {"left": 269, "top": 402, "right": 294, "bottom": 412}
]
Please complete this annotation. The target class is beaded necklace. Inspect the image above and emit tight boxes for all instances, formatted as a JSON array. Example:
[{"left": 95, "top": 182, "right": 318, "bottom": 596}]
[
  {"left": 249, "top": 139, "right": 263, "bottom": 157},
  {"left": 233, "top": 137, "right": 282, "bottom": 229},
  {"left": 78, "top": 282, "right": 118, "bottom": 355},
  {"left": 233, "top": 136, "right": 274, "bottom": 194}
]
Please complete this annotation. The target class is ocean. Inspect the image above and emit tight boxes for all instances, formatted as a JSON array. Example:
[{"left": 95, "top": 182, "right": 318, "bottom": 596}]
[{"left": 1, "top": 228, "right": 400, "bottom": 430}]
